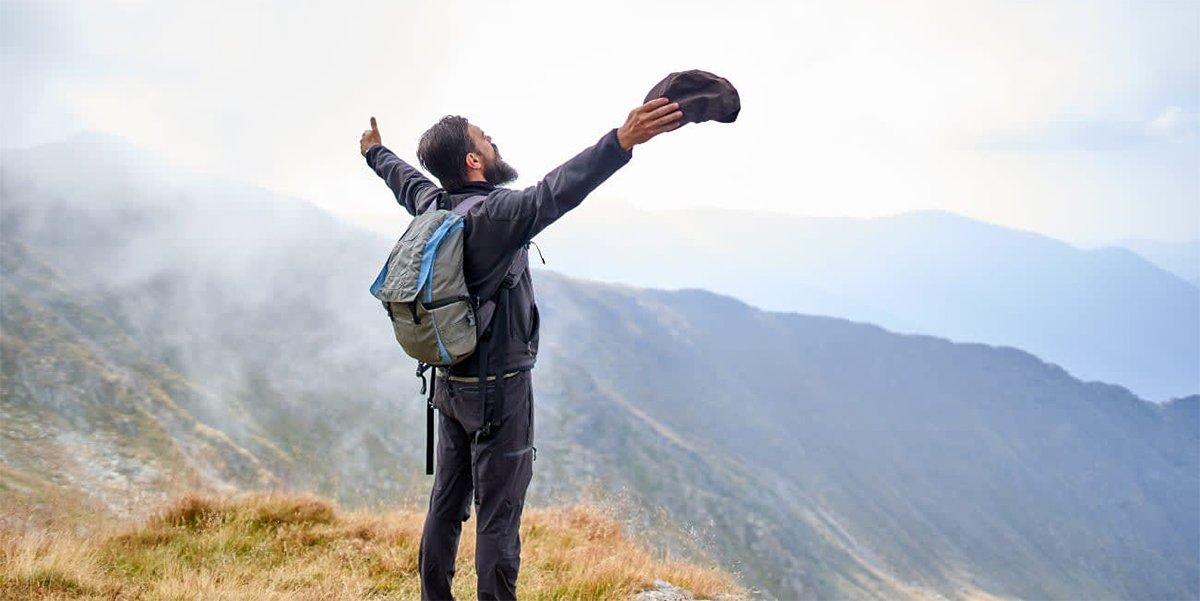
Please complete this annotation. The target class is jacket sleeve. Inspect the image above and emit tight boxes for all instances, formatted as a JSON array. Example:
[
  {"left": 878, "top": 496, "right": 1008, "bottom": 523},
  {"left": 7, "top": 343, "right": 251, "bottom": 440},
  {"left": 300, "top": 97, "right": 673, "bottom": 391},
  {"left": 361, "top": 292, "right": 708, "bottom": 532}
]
[
  {"left": 363, "top": 145, "right": 441, "bottom": 216},
  {"left": 483, "top": 128, "right": 632, "bottom": 247}
]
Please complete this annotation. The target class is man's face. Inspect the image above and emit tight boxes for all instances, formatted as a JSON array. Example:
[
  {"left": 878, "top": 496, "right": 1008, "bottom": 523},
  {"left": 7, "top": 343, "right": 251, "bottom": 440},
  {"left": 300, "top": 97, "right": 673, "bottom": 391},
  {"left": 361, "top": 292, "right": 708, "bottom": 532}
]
[{"left": 468, "top": 124, "right": 518, "bottom": 186}]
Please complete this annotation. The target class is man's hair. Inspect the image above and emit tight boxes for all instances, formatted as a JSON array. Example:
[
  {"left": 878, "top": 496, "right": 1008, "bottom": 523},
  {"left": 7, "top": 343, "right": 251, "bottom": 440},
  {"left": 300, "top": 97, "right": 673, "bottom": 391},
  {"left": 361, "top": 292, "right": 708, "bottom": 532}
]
[{"left": 418, "top": 115, "right": 475, "bottom": 191}]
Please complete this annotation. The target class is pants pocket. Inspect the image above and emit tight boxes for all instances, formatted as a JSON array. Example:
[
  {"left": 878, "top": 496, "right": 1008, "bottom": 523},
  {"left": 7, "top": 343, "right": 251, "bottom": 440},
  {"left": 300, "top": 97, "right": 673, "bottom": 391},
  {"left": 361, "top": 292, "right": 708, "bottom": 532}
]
[
  {"left": 446, "top": 380, "right": 498, "bottom": 435},
  {"left": 526, "top": 390, "right": 534, "bottom": 446}
]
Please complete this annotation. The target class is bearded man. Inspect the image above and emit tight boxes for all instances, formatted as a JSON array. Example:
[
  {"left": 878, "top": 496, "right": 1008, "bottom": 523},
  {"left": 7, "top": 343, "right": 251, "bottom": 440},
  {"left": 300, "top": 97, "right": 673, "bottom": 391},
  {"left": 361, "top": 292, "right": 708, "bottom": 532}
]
[{"left": 360, "top": 97, "right": 682, "bottom": 600}]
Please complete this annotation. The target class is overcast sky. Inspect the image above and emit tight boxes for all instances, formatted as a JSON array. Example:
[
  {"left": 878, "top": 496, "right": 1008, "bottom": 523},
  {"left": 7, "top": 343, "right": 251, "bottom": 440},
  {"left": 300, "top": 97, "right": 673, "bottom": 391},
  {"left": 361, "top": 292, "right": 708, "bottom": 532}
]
[{"left": 3, "top": 0, "right": 1197, "bottom": 244}]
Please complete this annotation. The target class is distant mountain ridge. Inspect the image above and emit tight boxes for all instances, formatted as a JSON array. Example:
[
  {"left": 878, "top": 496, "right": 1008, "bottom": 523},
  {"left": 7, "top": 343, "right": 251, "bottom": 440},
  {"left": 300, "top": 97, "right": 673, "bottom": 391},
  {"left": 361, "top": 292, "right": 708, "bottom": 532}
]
[
  {"left": 533, "top": 201, "right": 1200, "bottom": 401},
  {"left": 2, "top": 133, "right": 1196, "bottom": 600},
  {"left": 1107, "top": 238, "right": 1200, "bottom": 287}
]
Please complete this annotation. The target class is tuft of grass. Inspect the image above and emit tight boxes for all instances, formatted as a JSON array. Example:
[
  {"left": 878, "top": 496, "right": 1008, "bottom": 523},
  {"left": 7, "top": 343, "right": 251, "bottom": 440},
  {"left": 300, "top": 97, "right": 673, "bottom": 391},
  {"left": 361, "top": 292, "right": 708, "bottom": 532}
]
[{"left": 0, "top": 492, "right": 746, "bottom": 600}]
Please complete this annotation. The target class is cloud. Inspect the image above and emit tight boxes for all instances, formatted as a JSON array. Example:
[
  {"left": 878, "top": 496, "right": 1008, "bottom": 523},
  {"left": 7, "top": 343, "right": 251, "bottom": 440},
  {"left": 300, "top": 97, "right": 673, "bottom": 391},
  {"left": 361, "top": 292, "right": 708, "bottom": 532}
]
[
  {"left": 975, "top": 104, "right": 1200, "bottom": 154},
  {"left": 2, "top": 0, "right": 1197, "bottom": 244},
  {"left": 1146, "top": 106, "right": 1200, "bottom": 140},
  {"left": 0, "top": 0, "right": 89, "bottom": 147}
]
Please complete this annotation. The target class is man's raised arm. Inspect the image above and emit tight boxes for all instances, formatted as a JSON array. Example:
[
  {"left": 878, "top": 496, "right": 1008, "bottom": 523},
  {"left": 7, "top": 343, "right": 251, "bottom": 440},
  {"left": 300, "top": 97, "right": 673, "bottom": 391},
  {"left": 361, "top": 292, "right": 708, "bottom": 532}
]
[
  {"left": 360, "top": 116, "right": 440, "bottom": 216},
  {"left": 483, "top": 98, "right": 683, "bottom": 246}
]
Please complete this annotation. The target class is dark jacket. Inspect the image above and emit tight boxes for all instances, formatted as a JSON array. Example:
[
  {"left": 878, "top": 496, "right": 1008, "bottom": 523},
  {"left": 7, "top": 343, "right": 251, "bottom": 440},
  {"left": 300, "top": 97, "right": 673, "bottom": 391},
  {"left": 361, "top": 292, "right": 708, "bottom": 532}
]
[{"left": 365, "top": 127, "right": 632, "bottom": 375}]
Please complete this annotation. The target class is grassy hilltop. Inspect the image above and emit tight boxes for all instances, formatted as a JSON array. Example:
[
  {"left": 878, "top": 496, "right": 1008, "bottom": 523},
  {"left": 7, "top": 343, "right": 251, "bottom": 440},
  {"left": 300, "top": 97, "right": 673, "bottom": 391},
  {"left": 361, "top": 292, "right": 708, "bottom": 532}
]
[{"left": 0, "top": 492, "right": 744, "bottom": 601}]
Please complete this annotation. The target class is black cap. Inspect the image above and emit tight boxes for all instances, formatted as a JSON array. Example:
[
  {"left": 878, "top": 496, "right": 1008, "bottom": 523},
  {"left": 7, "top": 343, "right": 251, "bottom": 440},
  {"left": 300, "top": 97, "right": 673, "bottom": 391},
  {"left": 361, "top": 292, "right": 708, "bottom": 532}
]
[{"left": 644, "top": 70, "right": 740, "bottom": 126}]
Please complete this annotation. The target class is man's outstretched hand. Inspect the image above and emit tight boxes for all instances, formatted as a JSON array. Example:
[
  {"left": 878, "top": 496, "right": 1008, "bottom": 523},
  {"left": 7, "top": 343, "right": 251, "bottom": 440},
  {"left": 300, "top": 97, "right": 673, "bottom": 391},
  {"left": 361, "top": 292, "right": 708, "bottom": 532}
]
[
  {"left": 360, "top": 116, "right": 382, "bottom": 156},
  {"left": 617, "top": 98, "right": 683, "bottom": 151}
]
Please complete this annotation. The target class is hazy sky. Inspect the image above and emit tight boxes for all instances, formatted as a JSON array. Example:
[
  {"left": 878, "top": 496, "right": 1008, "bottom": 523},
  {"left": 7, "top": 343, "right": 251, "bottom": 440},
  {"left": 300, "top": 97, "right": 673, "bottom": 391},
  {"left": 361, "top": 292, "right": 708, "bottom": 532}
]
[{"left": 3, "top": 0, "right": 1198, "bottom": 244}]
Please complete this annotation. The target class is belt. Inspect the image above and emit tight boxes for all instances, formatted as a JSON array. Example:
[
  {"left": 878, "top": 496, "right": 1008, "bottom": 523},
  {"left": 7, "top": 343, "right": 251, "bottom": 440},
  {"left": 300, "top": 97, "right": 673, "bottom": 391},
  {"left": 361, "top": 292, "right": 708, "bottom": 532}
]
[{"left": 438, "top": 369, "right": 522, "bottom": 383}]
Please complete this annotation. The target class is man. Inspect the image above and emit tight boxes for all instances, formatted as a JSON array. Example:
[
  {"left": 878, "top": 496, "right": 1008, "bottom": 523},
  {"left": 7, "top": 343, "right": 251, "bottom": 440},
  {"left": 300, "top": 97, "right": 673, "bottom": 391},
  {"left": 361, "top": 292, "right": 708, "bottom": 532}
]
[{"left": 359, "top": 97, "right": 682, "bottom": 600}]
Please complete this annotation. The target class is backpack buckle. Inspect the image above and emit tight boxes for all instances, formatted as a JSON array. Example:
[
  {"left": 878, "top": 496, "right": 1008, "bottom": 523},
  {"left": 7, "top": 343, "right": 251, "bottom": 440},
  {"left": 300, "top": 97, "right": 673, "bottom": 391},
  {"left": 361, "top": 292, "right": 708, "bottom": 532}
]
[
  {"left": 477, "top": 420, "right": 499, "bottom": 440},
  {"left": 415, "top": 362, "right": 430, "bottom": 395}
]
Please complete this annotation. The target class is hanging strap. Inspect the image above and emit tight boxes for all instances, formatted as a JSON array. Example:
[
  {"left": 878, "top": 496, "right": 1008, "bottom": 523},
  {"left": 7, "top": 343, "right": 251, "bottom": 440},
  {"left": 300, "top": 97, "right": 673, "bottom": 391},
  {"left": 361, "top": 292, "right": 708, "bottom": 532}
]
[
  {"left": 416, "top": 362, "right": 436, "bottom": 475},
  {"left": 426, "top": 374, "right": 435, "bottom": 475},
  {"left": 477, "top": 286, "right": 511, "bottom": 439}
]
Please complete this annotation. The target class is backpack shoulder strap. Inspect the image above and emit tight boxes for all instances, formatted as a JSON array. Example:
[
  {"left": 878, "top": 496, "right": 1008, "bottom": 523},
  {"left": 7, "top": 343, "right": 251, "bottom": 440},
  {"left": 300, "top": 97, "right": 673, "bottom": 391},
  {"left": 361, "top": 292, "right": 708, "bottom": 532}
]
[
  {"left": 451, "top": 194, "right": 489, "bottom": 217},
  {"left": 421, "top": 192, "right": 445, "bottom": 215},
  {"left": 473, "top": 244, "right": 529, "bottom": 341}
]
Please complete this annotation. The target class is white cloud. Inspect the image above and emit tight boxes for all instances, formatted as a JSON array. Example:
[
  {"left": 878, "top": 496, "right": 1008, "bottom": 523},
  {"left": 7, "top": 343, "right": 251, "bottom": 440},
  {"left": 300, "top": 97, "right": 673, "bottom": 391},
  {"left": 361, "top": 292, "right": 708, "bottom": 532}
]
[
  {"left": 2, "top": 0, "right": 1197, "bottom": 243},
  {"left": 1146, "top": 106, "right": 1200, "bottom": 139}
]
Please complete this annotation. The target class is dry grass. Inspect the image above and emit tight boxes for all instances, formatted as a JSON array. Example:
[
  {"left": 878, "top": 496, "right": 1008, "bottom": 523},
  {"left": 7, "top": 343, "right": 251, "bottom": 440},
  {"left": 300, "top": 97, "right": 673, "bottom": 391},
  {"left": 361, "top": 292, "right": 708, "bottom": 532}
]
[{"left": 0, "top": 492, "right": 745, "bottom": 600}]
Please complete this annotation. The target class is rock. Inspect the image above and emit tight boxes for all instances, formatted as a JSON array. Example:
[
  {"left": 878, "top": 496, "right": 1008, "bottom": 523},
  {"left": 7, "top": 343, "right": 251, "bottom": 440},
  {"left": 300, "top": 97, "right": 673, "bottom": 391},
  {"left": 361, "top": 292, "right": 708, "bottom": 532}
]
[
  {"left": 632, "top": 579, "right": 753, "bottom": 601},
  {"left": 634, "top": 580, "right": 695, "bottom": 601}
]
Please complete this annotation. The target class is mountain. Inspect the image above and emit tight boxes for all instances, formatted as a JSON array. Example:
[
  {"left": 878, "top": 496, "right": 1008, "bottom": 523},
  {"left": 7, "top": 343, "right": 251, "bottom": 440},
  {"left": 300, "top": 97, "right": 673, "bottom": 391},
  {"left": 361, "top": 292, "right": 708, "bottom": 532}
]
[
  {"left": 1109, "top": 238, "right": 1200, "bottom": 287},
  {"left": 533, "top": 272, "right": 1198, "bottom": 599},
  {"left": 531, "top": 201, "right": 1200, "bottom": 401},
  {"left": 0, "top": 133, "right": 428, "bottom": 510},
  {"left": 2, "top": 134, "right": 1197, "bottom": 600}
]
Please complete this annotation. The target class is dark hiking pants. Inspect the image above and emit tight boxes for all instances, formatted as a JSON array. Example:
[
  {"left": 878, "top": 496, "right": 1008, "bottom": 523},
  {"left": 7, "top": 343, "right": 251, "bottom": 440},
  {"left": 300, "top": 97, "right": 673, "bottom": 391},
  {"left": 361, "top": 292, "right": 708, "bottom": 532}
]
[{"left": 420, "top": 370, "right": 535, "bottom": 601}]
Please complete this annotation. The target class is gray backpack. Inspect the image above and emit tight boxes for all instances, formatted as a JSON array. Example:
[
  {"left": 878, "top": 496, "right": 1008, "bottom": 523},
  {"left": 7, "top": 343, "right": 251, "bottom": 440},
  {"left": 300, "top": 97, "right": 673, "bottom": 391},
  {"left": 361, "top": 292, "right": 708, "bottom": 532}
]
[
  {"left": 369, "top": 195, "right": 489, "bottom": 366},
  {"left": 370, "top": 194, "right": 528, "bottom": 474}
]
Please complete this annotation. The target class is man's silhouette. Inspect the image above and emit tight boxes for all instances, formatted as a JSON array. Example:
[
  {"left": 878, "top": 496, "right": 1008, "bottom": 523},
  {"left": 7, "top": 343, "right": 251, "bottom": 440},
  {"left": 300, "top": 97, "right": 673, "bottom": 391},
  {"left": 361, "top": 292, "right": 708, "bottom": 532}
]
[{"left": 360, "top": 98, "right": 682, "bottom": 600}]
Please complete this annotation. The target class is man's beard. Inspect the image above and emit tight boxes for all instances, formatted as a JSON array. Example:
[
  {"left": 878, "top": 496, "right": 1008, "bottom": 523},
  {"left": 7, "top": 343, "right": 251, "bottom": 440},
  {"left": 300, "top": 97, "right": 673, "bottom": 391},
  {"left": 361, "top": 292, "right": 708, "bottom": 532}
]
[{"left": 483, "top": 147, "right": 519, "bottom": 186}]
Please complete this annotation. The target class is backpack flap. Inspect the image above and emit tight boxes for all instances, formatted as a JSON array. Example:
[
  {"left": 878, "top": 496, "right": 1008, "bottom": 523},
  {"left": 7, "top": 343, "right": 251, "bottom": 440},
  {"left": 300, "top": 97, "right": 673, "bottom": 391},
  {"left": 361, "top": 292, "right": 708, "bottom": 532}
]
[
  {"left": 371, "top": 211, "right": 476, "bottom": 366},
  {"left": 372, "top": 216, "right": 444, "bottom": 304}
]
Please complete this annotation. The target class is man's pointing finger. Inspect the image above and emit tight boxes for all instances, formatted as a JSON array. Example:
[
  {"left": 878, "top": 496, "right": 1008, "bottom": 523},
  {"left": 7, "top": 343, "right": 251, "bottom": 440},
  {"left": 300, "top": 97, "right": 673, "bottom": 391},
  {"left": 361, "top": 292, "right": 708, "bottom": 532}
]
[{"left": 370, "top": 116, "right": 378, "bottom": 131}]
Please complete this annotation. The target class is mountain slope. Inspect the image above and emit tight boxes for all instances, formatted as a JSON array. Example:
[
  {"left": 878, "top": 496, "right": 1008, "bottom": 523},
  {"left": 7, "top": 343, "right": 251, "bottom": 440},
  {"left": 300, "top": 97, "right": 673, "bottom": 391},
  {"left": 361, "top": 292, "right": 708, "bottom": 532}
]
[
  {"left": 0, "top": 135, "right": 431, "bottom": 509},
  {"left": 533, "top": 272, "right": 1198, "bottom": 599},
  {"left": 2, "top": 134, "right": 1196, "bottom": 600},
  {"left": 1111, "top": 238, "right": 1200, "bottom": 287},
  {"left": 533, "top": 201, "right": 1200, "bottom": 401},
  {"left": 0, "top": 238, "right": 277, "bottom": 514}
]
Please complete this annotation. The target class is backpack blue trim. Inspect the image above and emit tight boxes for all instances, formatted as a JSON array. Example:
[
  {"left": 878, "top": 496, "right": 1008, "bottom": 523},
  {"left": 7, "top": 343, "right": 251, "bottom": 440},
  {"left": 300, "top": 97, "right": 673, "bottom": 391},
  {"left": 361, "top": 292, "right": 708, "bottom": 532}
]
[
  {"left": 431, "top": 314, "right": 452, "bottom": 364},
  {"left": 417, "top": 215, "right": 464, "bottom": 303},
  {"left": 369, "top": 260, "right": 389, "bottom": 296}
]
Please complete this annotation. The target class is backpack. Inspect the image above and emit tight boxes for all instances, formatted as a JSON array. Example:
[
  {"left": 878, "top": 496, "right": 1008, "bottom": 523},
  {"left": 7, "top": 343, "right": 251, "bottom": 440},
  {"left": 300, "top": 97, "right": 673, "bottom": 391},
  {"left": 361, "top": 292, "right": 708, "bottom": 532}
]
[
  {"left": 369, "top": 195, "right": 486, "bottom": 367},
  {"left": 369, "top": 194, "right": 527, "bottom": 475}
]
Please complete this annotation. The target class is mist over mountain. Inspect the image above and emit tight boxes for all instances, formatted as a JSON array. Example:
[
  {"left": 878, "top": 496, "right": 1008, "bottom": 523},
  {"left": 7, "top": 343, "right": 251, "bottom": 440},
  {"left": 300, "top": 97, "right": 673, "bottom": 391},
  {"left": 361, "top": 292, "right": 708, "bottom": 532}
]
[
  {"left": 532, "top": 200, "right": 1200, "bottom": 402},
  {"left": 1, "top": 132, "right": 426, "bottom": 508},
  {"left": 2, "top": 134, "right": 1197, "bottom": 600}
]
